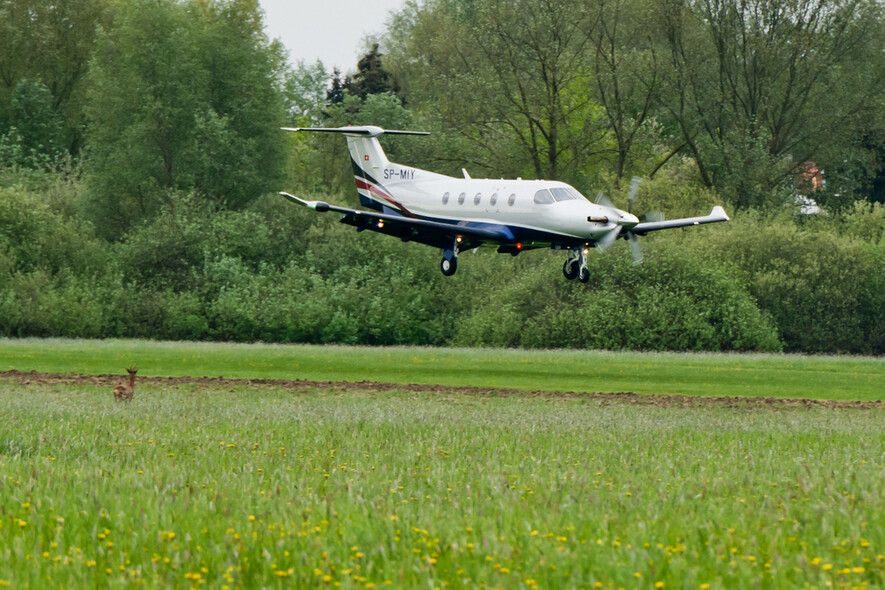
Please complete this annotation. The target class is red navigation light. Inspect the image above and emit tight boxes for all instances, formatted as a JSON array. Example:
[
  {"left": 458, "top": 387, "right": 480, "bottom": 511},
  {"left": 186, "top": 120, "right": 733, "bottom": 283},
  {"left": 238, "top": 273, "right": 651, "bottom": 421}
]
[{"left": 516, "top": 242, "right": 522, "bottom": 250}]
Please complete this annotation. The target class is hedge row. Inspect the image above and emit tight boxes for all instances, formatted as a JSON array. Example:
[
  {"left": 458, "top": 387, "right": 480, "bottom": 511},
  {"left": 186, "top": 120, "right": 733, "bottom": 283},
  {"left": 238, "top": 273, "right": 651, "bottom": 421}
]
[{"left": 1, "top": 181, "right": 883, "bottom": 353}]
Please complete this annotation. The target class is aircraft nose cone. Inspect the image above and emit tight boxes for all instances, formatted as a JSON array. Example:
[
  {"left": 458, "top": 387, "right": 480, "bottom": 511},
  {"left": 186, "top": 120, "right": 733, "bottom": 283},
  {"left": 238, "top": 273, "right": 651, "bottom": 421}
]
[{"left": 622, "top": 212, "right": 639, "bottom": 226}]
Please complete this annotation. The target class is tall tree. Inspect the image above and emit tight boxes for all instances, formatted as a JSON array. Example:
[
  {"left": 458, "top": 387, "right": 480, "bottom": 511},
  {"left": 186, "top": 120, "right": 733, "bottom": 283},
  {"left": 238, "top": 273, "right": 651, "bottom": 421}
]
[
  {"left": 387, "top": 0, "right": 605, "bottom": 182},
  {"left": 658, "top": 0, "right": 885, "bottom": 208},
  {"left": 0, "top": 0, "right": 109, "bottom": 156},
  {"left": 284, "top": 59, "right": 328, "bottom": 126},
  {"left": 347, "top": 43, "right": 400, "bottom": 100},
  {"left": 590, "top": 0, "right": 663, "bottom": 186},
  {"left": 84, "top": 0, "right": 288, "bottom": 236}
]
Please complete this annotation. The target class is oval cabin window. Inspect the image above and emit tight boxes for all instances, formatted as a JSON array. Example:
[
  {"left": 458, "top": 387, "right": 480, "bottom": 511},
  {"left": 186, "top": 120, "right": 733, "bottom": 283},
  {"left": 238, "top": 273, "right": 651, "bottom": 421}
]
[
  {"left": 508, "top": 193, "right": 516, "bottom": 206},
  {"left": 490, "top": 193, "right": 498, "bottom": 206},
  {"left": 442, "top": 192, "right": 450, "bottom": 205},
  {"left": 458, "top": 192, "right": 466, "bottom": 205},
  {"left": 473, "top": 193, "right": 481, "bottom": 205}
]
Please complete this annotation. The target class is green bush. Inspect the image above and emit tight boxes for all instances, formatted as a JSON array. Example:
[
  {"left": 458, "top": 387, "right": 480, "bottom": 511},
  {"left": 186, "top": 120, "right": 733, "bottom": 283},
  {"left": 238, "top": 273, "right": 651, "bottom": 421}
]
[
  {"left": 701, "top": 212, "right": 885, "bottom": 354},
  {"left": 455, "top": 245, "right": 783, "bottom": 352},
  {"left": 2, "top": 167, "right": 881, "bottom": 354}
]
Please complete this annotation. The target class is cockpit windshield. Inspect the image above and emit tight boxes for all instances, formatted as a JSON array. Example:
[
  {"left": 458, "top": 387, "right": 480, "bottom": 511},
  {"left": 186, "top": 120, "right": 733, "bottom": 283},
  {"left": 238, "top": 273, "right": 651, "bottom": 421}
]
[
  {"left": 551, "top": 187, "right": 586, "bottom": 201},
  {"left": 535, "top": 186, "right": 588, "bottom": 204}
]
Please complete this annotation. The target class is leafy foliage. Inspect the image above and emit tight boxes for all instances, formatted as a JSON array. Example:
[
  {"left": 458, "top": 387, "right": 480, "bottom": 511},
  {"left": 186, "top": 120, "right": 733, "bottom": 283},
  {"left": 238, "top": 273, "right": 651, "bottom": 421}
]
[
  {"left": 1, "top": 0, "right": 884, "bottom": 355},
  {"left": 83, "top": 0, "right": 287, "bottom": 237}
]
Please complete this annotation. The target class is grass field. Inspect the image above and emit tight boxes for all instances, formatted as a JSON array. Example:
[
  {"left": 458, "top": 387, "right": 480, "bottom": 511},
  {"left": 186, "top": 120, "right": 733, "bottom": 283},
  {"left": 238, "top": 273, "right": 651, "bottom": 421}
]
[
  {"left": 1, "top": 339, "right": 884, "bottom": 588},
  {"left": 0, "top": 377, "right": 883, "bottom": 588},
  {"left": 1, "top": 338, "right": 884, "bottom": 400}
]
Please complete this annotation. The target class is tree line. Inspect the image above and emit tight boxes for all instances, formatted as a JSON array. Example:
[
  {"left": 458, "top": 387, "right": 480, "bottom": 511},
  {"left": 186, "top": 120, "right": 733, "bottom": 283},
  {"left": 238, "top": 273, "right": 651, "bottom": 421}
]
[{"left": 0, "top": 0, "right": 883, "bottom": 354}]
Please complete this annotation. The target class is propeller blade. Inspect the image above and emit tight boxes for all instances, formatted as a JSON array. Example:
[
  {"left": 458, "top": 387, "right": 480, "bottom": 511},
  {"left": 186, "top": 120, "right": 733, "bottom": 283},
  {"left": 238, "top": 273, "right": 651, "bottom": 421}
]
[
  {"left": 628, "top": 176, "right": 642, "bottom": 214},
  {"left": 595, "top": 191, "right": 615, "bottom": 209},
  {"left": 639, "top": 211, "right": 664, "bottom": 223},
  {"left": 597, "top": 225, "right": 622, "bottom": 250},
  {"left": 627, "top": 232, "right": 643, "bottom": 265}
]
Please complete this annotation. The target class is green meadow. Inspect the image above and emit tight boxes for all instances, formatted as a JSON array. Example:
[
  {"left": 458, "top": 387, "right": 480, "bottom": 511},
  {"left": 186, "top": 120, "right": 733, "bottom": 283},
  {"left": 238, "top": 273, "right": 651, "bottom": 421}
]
[
  {"left": 0, "top": 379, "right": 883, "bottom": 588},
  {"left": 1, "top": 339, "right": 884, "bottom": 587},
  {"left": 1, "top": 338, "right": 884, "bottom": 400}
]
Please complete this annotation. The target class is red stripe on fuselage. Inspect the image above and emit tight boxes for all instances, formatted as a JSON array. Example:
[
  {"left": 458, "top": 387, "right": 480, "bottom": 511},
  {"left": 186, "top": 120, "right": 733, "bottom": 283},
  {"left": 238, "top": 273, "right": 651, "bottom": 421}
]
[{"left": 355, "top": 178, "right": 415, "bottom": 217}]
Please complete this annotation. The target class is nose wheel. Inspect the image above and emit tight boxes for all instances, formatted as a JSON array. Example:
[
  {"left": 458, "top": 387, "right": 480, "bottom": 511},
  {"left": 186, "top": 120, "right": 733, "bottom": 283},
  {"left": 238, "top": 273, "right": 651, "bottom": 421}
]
[{"left": 563, "top": 249, "right": 590, "bottom": 282}]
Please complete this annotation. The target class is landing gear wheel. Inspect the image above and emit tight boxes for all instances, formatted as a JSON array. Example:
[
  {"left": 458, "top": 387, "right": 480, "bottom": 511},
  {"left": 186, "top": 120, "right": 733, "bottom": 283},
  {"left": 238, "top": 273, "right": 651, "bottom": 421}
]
[
  {"left": 440, "top": 256, "right": 458, "bottom": 276},
  {"left": 563, "top": 258, "right": 579, "bottom": 280},
  {"left": 578, "top": 266, "right": 590, "bottom": 283}
]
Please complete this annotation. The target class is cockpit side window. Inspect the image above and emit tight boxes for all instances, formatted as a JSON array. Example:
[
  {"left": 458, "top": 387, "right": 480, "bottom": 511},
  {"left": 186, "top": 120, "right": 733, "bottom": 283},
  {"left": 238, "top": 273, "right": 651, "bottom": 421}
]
[{"left": 533, "top": 189, "right": 554, "bottom": 204}]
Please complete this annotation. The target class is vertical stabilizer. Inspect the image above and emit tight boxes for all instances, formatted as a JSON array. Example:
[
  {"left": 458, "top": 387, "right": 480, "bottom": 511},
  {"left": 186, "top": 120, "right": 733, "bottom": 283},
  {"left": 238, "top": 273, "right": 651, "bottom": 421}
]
[{"left": 282, "top": 126, "right": 429, "bottom": 212}]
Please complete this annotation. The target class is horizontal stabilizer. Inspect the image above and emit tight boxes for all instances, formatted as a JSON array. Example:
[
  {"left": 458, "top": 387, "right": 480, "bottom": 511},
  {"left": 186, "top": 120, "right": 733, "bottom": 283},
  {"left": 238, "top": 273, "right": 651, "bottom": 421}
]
[{"left": 281, "top": 125, "right": 429, "bottom": 137}]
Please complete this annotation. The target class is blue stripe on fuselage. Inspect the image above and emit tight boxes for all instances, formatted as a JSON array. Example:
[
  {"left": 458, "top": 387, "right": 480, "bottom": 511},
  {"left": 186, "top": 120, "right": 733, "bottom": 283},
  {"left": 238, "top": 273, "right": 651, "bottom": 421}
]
[{"left": 377, "top": 207, "right": 583, "bottom": 246}]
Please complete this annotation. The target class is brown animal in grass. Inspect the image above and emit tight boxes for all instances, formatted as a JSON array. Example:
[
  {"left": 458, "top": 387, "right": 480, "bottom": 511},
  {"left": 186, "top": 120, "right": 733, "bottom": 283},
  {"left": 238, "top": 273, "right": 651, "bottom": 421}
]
[{"left": 113, "top": 366, "right": 137, "bottom": 402}]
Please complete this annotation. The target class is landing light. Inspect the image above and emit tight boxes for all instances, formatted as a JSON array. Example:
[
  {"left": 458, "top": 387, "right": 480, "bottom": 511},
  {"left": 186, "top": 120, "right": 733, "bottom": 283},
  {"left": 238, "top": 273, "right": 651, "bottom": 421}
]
[
  {"left": 377, "top": 220, "right": 384, "bottom": 228},
  {"left": 583, "top": 248, "right": 589, "bottom": 255},
  {"left": 456, "top": 236, "right": 463, "bottom": 243}
]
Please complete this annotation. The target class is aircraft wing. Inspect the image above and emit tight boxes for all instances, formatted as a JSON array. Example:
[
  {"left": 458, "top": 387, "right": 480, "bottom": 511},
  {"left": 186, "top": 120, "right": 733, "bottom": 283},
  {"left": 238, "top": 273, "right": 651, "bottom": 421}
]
[
  {"left": 280, "top": 192, "right": 511, "bottom": 248},
  {"left": 630, "top": 206, "right": 729, "bottom": 235}
]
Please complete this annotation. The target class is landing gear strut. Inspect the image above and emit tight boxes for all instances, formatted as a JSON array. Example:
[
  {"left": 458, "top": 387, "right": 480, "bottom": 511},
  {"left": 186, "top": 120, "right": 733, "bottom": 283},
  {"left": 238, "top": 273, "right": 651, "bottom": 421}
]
[{"left": 563, "top": 252, "right": 579, "bottom": 280}]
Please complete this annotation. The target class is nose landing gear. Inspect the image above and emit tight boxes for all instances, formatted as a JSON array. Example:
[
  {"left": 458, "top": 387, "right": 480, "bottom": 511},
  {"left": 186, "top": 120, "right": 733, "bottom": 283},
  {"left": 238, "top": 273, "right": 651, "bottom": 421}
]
[{"left": 563, "top": 248, "right": 590, "bottom": 283}]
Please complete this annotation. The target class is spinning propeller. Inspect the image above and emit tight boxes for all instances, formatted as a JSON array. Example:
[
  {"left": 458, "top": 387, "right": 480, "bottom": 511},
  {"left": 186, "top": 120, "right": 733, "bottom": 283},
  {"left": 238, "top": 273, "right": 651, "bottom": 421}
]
[{"left": 593, "top": 177, "right": 662, "bottom": 265}]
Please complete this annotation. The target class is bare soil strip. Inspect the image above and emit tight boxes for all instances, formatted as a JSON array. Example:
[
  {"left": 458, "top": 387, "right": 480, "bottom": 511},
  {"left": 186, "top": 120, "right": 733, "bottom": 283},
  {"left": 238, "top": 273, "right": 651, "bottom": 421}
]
[{"left": 1, "top": 369, "right": 881, "bottom": 409}]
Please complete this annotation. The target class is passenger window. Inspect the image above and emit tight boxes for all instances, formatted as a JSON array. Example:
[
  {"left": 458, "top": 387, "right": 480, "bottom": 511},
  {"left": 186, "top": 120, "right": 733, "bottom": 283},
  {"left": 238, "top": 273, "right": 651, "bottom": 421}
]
[
  {"left": 442, "top": 192, "right": 450, "bottom": 205},
  {"left": 458, "top": 192, "right": 466, "bottom": 205},
  {"left": 474, "top": 193, "right": 481, "bottom": 205},
  {"left": 490, "top": 193, "right": 498, "bottom": 206},
  {"left": 551, "top": 188, "right": 576, "bottom": 201},
  {"left": 508, "top": 193, "right": 516, "bottom": 206},
  {"left": 533, "top": 189, "right": 554, "bottom": 204}
]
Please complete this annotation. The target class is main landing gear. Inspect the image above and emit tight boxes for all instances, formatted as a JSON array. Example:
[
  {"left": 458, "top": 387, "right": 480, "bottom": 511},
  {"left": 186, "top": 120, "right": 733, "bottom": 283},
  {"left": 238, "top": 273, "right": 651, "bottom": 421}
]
[
  {"left": 440, "top": 239, "right": 459, "bottom": 276},
  {"left": 563, "top": 248, "right": 590, "bottom": 283}
]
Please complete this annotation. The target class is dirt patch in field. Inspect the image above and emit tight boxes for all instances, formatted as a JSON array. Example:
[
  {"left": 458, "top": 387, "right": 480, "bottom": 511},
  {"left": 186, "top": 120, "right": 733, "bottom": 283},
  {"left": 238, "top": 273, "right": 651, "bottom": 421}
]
[{"left": 1, "top": 369, "right": 881, "bottom": 410}]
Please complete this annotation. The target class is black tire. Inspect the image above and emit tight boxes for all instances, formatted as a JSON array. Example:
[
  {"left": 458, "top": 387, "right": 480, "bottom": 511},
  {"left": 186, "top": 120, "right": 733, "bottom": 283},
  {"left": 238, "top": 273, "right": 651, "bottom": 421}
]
[
  {"left": 440, "top": 256, "right": 458, "bottom": 276},
  {"left": 578, "top": 266, "right": 590, "bottom": 283},
  {"left": 563, "top": 258, "right": 579, "bottom": 280}
]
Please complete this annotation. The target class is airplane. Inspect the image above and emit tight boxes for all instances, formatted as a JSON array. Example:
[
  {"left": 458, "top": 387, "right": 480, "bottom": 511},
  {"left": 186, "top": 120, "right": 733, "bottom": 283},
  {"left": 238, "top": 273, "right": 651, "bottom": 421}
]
[{"left": 279, "top": 125, "right": 729, "bottom": 281}]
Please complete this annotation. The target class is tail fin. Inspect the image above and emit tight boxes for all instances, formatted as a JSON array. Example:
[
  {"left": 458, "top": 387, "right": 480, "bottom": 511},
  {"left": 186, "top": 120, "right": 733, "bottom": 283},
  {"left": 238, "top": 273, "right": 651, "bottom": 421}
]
[{"left": 282, "top": 126, "right": 429, "bottom": 210}]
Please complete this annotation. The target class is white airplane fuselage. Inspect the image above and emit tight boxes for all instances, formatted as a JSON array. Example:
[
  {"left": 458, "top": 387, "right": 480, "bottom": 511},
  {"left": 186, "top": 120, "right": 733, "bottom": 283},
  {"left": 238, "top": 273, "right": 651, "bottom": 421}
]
[{"left": 344, "top": 127, "right": 637, "bottom": 247}]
